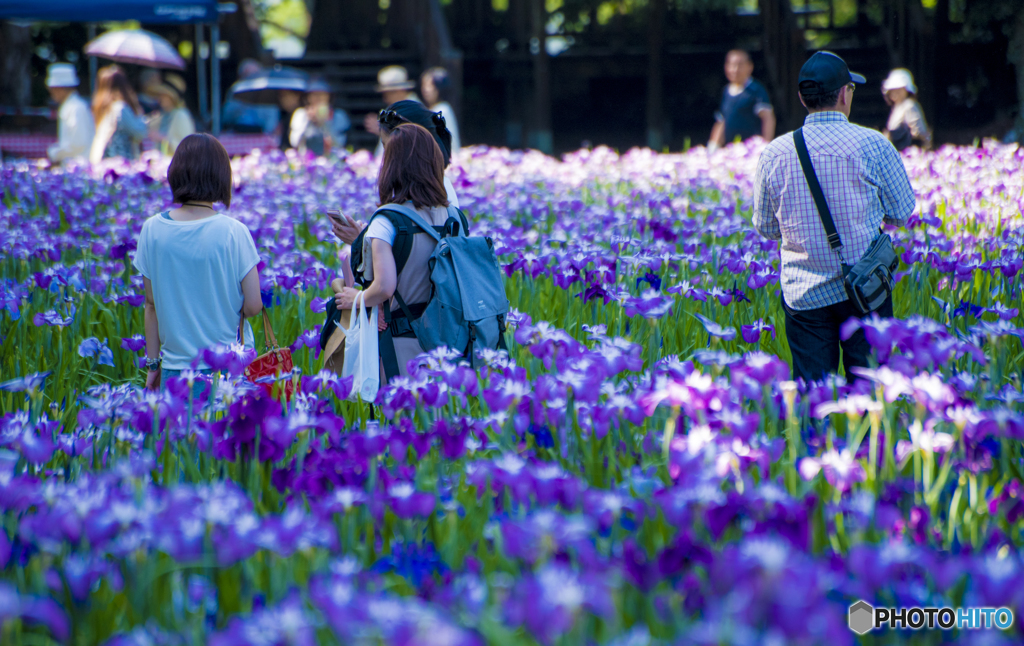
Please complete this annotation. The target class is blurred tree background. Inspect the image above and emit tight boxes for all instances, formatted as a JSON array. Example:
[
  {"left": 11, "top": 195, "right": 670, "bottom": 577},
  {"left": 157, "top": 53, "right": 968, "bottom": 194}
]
[{"left": 1, "top": 0, "right": 1021, "bottom": 150}]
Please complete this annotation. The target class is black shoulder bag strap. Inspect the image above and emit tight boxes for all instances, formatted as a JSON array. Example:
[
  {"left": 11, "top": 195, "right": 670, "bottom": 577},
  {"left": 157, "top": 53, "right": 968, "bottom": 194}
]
[{"left": 793, "top": 128, "right": 846, "bottom": 264}]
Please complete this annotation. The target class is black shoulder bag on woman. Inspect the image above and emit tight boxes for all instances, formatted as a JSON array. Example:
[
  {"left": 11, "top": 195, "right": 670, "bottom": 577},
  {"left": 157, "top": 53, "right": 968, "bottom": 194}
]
[{"left": 792, "top": 128, "right": 900, "bottom": 314}]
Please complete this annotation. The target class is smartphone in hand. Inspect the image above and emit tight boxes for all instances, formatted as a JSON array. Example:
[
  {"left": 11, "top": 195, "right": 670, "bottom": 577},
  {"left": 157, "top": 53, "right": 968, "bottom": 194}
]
[{"left": 327, "top": 209, "right": 344, "bottom": 223}]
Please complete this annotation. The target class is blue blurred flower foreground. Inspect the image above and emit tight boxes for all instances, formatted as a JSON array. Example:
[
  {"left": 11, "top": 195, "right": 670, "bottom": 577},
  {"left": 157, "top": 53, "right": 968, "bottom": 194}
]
[{"left": 1, "top": 141, "right": 1023, "bottom": 646}]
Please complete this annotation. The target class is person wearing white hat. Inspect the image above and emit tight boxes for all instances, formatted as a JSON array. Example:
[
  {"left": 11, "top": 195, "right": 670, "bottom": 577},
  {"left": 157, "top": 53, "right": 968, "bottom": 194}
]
[
  {"left": 45, "top": 63, "right": 95, "bottom": 164},
  {"left": 882, "top": 68, "right": 931, "bottom": 151},
  {"left": 363, "top": 65, "right": 420, "bottom": 151},
  {"left": 149, "top": 74, "right": 196, "bottom": 154}
]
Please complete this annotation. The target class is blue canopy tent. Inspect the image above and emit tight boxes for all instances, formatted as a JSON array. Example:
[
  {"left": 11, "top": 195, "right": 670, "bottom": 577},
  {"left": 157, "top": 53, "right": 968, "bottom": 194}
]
[
  {"left": 0, "top": 0, "right": 231, "bottom": 133},
  {"left": 0, "top": 1, "right": 218, "bottom": 23}
]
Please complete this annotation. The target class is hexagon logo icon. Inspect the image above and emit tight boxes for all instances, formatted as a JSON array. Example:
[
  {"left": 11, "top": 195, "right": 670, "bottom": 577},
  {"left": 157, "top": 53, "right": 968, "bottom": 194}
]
[{"left": 849, "top": 600, "right": 874, "bottom": 635}]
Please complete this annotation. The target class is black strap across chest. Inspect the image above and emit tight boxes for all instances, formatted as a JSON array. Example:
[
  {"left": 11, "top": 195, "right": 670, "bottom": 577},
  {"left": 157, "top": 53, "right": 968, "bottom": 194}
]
[{"left": 793, "top": 127, "right": 843, "bottom": 252}]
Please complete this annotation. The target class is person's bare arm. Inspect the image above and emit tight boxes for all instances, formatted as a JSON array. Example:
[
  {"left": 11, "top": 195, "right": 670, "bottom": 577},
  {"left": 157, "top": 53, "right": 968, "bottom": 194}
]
[
  {"left": 335, "top": 239, "right": 396, "bottom": 332},
  {"left": 364, "top": 113, "right": 380, "bottom": 135},
  {"left": 143, "top": 277, "right": 161, "bottom": 390},
  {"left": 708, "top": 121, "right": 725, "bottom": 148},
  {"left": 240, "top": 266, "right": 263, "bottom": 319},
  {"left": 759, "top": 109, "right": 776, "bottom": 142}
]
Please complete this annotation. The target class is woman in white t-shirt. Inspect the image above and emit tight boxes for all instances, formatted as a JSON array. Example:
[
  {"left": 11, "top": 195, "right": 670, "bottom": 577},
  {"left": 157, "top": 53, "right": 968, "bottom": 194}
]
[
  {"left": 333, "top": 123, "right": 465, "bottom": 378},
  {"left": 133, "top": 133, "right": 263, "bottom": 390}
]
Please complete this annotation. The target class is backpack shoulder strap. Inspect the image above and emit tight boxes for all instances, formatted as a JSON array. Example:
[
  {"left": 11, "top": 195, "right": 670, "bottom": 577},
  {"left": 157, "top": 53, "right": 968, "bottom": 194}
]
[
  {"left": 793, "top": 128, "right": 843, "bottom": 252},
  {"left": 449, "top": 206, "right": 470, "bottom": 236},
  {"left": 367, "top": 206, "right": 417, "bottom": 275},
  {"left": 373, "top": 204, "right": 442, "bottom": 243}
]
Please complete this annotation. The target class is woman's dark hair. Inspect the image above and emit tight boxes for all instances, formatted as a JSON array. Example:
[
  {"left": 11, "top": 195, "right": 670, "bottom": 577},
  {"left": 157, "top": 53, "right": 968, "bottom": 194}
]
[
  {"left": 379, "top": 100, "right": 453, "bottom": 167},
  {"left": 167, "top": 134, "right": 233, "bottom": 207},
  {"left": 801, "top": 87, "right": 842, "bottom": 110},
  {"left": 92, "top": 65, "right": 142, "bottom": 122},
  {"left": 378, "top": 123, "right": 449, "bottom": 210},
  {"left": 421, "top": 67, "right": 451, "bottom": 102}
]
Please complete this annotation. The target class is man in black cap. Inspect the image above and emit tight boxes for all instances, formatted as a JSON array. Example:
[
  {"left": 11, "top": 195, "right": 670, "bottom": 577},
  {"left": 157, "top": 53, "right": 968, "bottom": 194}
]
[{"left": 752, "top": 51, "right": 916, "bottom": 383}]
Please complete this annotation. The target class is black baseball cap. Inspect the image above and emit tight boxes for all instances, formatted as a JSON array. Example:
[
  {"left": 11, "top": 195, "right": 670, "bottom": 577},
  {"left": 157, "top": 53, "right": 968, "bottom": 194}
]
[{"left": 798, "top": 51, "right": 866, "bottom": 95}]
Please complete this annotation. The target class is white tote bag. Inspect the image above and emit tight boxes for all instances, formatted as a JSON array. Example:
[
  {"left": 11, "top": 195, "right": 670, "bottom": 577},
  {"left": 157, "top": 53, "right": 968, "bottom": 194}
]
[{"left": 341, "top": 293, "right": 380, "bottom": 402}]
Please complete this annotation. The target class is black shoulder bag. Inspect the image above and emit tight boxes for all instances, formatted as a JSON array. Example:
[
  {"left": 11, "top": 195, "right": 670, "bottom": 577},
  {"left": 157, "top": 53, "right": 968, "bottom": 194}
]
[{"left": 792, "top": 128, "right": 899, "bottom": 314}]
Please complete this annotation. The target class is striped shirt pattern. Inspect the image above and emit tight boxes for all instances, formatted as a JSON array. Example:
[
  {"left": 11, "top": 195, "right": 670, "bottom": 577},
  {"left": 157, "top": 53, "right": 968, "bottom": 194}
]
[{"left": 753, "top": 111, "right": 916, "bottom": 310}]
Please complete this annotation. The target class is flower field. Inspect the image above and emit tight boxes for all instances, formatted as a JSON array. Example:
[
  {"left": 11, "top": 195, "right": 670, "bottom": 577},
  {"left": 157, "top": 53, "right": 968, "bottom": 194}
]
[{"left": 1, "top": 140, "right": 1023, "bottom": 645}]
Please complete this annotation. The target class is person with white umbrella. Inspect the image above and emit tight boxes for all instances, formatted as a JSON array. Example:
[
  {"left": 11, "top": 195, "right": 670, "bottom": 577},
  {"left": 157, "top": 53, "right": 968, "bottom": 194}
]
[{"left": 45, "top": 63, "right": 94, "bottom": 164}]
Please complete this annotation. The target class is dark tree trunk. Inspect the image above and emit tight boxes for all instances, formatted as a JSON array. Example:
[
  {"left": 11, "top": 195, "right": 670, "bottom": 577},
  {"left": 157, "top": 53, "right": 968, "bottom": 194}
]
[
  {"left": 529, "top": 0, "right": 551, "bottom": 153},
  {"left": 308, "top": 0, "right": 381, "bottom": 51},
  {"left": 646, "top": 0, "right": 665, "bottom": 150},
  {"left": 0, "top": 21, "right": 32, "bottom": 108}
]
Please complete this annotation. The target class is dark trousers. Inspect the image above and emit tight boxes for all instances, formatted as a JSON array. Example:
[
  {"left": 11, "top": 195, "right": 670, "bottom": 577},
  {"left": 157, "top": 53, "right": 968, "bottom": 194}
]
[{"left": 782, "top": 295, "right": 893, "bottom": 383}]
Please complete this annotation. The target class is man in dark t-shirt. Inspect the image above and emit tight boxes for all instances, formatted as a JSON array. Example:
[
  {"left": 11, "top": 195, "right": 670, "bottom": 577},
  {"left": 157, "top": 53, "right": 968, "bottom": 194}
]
[{"left": 708, "top": 50, "right": 775, "bottom": 150}]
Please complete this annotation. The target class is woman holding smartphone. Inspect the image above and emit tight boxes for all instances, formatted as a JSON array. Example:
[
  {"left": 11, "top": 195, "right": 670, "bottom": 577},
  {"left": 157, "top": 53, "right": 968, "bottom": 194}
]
[{"left": 332, "top": 124, "right": 463, "bottom": 378}]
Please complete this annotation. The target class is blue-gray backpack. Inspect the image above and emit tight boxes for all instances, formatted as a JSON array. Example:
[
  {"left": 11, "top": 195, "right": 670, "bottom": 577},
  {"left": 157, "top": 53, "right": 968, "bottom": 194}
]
[{"left": 347, "top": 203, "right": 510, "bottom": 380}]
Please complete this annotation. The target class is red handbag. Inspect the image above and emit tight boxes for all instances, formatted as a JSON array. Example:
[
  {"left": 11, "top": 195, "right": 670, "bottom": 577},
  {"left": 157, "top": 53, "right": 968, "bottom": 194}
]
[{"left": 242, "top": 311, "right": 295, "bottom": 400}]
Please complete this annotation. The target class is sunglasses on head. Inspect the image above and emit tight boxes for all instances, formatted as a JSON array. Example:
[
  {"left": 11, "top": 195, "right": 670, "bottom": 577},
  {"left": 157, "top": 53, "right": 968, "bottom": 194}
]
[{"left": 378, "top": 109, "right": 406, "bottom": 129}]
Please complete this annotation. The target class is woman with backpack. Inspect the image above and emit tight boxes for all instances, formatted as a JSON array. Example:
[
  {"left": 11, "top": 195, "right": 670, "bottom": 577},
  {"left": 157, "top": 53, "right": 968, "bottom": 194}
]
[{"left": 332, "top": 123, "right": 465, "bottom": 378}]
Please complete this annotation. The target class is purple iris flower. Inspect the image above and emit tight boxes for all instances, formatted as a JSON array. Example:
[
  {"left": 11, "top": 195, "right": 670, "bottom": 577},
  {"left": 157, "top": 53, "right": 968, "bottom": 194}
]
[
  {"left": 635, "top": 271, "right": 662, "bottom": 291},
  {"left": 0, "top": 582, "right": 69, "bottom": 641},
  {"left": 32, "top": 309, "right": 73, "bottom": 327},
  {"left": 694, "top": 313, "right": 736, "bottom": 341},
  {"left": 120, "top": 335, "right": 146, "bottom": 353},
  {"left": 289, "top": 325, "right": 322, "bottom": 357},
  {"left": 309, "top": 297, "right": 330, "bottom": 313},
  {"left": 740, "top": 319, "right": 775, "bottom": 344},
  {"left": 0, "top": 372, "right": 51, "bottom": 393},
  {"left": 708, "top": 287, "right": 732, "bottom": 306},
  {"left": 78, "top": 337, "right": 115, "bottom": 366},
  {"left": 799, "top": 448, "right": 866, "bottom": 492},
  {"left": 210, "top": 591, "right": 316, "bottom": 646},
  {"left": 387, "top": 482, "right": 436, "bottom": 518},
  {"left": 986, "top": 301, "right": 1020, "bottom": 320},
  {"left": 200, "top": 343, "right": 256, "bottom": 376},
  {"left": 622, "top": 289, "right": 673, "bottom": 319},
  {"left": 952, "top": 299, "right": 984, "bottom": 319},
  {"left": 504, "top": 565, "right": 615, "bottom": 645}
]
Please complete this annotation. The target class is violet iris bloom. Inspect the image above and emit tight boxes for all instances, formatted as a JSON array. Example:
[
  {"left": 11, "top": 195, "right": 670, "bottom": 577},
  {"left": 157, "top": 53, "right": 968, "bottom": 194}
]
[{"left": 78, "top": 337, "right": 115, "bottom": 366}]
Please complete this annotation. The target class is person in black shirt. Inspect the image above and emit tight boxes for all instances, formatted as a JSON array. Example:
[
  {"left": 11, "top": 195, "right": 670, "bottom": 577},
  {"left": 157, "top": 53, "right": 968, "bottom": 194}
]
[{"left": 708, "top": 50, "right": 775, "bottom": 151}]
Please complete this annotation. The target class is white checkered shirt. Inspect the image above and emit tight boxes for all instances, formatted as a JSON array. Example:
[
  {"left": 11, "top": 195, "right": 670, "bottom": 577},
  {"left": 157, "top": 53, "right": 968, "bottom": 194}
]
[{"left": 753, "top": 111, "right": 916, "bottom": 310}]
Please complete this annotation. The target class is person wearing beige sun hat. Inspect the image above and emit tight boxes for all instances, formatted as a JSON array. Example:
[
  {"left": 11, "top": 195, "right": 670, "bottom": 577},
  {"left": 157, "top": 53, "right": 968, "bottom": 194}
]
[
  {"left": 881, "top": 68, "right": 931, "bottom": 151},
  {"left": 45, "top": 63, "right": 95, "bottom": 164},
  {"left": 364, "top": 65, "right": 421, "bottom": 148},
  {"left": 149, "top": 74, "right": 196, "bottom": 154}
]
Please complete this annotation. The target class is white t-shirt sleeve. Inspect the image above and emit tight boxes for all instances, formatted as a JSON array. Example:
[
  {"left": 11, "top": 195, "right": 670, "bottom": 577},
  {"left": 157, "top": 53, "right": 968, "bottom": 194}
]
[
  {"left": 444, "top": 176, "right": 460, "bottom": 208},
  {"left": 359, "top": 216, "right": 397, "bottom": 282},
  {"left": 365, "top": 216, "right": 397, "bottom": 245},
  {"left": 234, "top": 223, "right": 261, "bottom": 282},
  {"left": 133, "top": 219, "right": 153, "bottom": 278}
]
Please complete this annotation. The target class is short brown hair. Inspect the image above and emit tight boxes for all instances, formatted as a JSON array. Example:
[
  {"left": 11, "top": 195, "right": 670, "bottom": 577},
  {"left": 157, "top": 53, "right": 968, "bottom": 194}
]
[
  {"left": 378, "top": 123, "right": 449, "bottom": 209},
  {"left": 167, "top": 134, "right": 233, "bottom": 207}
]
